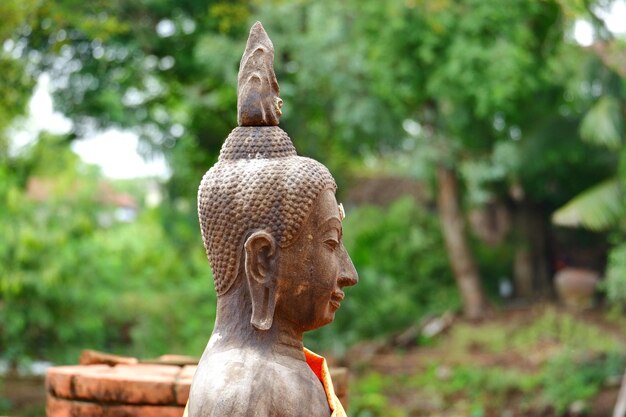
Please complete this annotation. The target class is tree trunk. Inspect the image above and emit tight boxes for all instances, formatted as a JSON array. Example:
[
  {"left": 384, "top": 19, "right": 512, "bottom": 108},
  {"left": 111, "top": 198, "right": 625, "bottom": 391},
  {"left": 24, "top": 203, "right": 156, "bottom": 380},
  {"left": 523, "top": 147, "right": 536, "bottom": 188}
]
[
  {"left": 513, "top": 204, "right": 534, "bottom": 298},
  {"left": 532, "top": 211, "right": 552, "bottom": 298},
  {"left": 513, "top": 203, "right": 552, "bottom": 299},
  {"left": 436, "top": 166, "right": 490, "bottom": 320},
  {"left": 514, "top": 245, "right": 534, "bottom": 298}
]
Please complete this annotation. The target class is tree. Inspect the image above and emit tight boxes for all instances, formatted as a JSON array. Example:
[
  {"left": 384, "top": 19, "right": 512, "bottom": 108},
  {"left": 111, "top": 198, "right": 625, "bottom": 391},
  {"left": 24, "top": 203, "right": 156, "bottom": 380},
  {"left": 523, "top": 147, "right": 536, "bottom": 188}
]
[
  {"left": 329, "top": 0, "right": 569, "bottom": 315},
  {"left": 0, "top": 0, "right": 39, "bottom": 153},
  {"left": 552, "top": 33, "right": 626, "bottom": 308},
  {"left": 342, "top": 0, "right": 622, "bottom": 308},
  {"left": 14, "top": 0, "right": 622, "bottom": 319},
  {"left": 0, "top": 133, "right": 216, "bottom": 363}
]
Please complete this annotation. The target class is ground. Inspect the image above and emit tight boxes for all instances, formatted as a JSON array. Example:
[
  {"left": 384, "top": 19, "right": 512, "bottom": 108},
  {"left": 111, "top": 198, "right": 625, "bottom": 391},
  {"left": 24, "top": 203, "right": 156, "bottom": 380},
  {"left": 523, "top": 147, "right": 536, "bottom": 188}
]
[
  {"left": 2, "top": 305, "right": 625, "bottom": 417},
  {"left": 343, "top": 305, "right": 626, "bottom": 417}
]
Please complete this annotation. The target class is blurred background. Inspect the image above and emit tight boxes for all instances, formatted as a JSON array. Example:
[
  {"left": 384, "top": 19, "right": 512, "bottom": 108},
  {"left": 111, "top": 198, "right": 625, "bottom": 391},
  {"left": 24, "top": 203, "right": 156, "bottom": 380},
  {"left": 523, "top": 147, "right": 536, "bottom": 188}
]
[{"left": 1, "top": 0, "right": 625, "bottom": 416}]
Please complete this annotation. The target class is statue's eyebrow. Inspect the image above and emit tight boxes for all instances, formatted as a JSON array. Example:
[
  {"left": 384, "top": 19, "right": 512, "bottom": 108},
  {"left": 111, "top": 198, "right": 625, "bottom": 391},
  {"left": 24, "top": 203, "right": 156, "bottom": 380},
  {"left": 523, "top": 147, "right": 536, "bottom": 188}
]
[
  {"left": 322, "top": 217, "right": 341, "bottom": 228},
  {"left": 322, "top": 218, "right": 343, "bottom": 239}
]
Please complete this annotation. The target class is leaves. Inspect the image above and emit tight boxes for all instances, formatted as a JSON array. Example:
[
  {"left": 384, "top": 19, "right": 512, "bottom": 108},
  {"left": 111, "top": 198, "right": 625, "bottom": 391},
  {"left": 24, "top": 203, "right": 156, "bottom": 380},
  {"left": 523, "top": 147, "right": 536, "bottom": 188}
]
[
  {"left": 0, "top": 135, "right": 215, "bottom": 363},
  {"left": 605, "top": 242, "right": 626, "bottom": 305},
  {"left": 552, "top": 177, "right": 624, "bottom": 231},
  {"left": 580, "top": 95, "right": 624, "bottom": 150}
]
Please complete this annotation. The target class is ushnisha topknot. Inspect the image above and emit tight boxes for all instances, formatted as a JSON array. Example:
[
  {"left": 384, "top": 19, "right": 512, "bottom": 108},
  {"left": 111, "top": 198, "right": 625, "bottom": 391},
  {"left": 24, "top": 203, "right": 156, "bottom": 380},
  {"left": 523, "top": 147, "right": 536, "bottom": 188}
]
[
  {"left": 198, "top": 22, "right": 336, "bottom": 296},
  {"left": 237, "top": 21, "right": 283, "bottom": 127}
]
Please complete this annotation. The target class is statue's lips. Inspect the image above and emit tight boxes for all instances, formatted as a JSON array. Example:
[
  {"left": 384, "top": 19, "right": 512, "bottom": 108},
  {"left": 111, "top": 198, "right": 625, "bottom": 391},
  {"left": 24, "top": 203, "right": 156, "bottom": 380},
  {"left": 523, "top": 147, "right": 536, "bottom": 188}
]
[{"left": 329, "top": 290, "right": 345, "bottom": 309}]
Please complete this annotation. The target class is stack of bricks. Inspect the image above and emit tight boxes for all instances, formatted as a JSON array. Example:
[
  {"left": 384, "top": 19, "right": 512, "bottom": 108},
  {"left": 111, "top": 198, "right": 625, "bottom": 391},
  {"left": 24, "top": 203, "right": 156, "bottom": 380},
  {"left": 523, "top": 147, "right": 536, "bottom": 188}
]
[
  {"left": 47, "top": 362, "right": 194, "bottom": 417},
  {"left": 46, "top": 350, "right": 348, "bottom": 417}
]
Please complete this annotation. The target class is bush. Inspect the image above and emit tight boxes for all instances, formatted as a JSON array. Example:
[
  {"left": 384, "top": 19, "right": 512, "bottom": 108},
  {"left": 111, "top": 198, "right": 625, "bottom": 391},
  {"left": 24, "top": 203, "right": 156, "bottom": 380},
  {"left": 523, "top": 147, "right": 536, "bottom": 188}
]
[
  {"left": 0, "top": 190, "right": 216, "bottom": 363},
  {"left": 543, "top": 353, "right": 626, "bottom": 414},
  {"left": 605, "top": 242, "right": 626, "bottom": 308},
  {"left": 350, "top": 372, "right": 406, "bottom": 417},
  {"left": 0, "top": 149, "right": 216, "bottom": 364}
]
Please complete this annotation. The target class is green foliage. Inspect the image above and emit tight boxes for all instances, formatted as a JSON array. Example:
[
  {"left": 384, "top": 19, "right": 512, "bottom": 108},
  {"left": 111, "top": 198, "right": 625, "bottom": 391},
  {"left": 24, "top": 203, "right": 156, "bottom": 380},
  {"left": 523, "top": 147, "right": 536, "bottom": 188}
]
[
  {"left": 553, "top": 177, "right": 624, "bottom": 230},
  {"left": 0, "top": 392, "right": 11, "bottom": 416},
  {"left": 0, "top": 0, "right": 40, "bottom": 152},
  {"left": 580, "top": 95, "right": 624, "bottom": 150},
  {"left": 513, "top": 309, "right": 622, "bottom": 353},
  {"left": 447, "top": 307, "right": 623, "bottom": 356},
  {"left": 16, "top": 0, "right": 582, "bottom": 196},
  {"left": 409, "top": 364, "right": 542, "bottom": 412},
  {"left": 0, "top": 135, "right": 215, "bottom": 364},
  {"left": 401, "top": 353, "right": 625, "bottom": 416},
  {"left": 308, "top": 197, "right": 458, "bottom": 351},
  {"left": 349, "top": 373, "right": 406, "bottom": 417},
  {"left": 349, "top": 0, "right": 565, "bottom": 150},
  {"left": 461, "top": 142, "right": 522, "bottom": 206},
  {"left": 0, "top": 0, "right": 623, "bottom": 372},
  {"left": 8, "top": 0, "right": 623, "bottom": 321},
  {"left": 444, "top": 322, "right": 510, "bottom": 355},
  {"left": 542, "top": 353, "right": 626, "bottom": 414},
  {"left": 553, "top": 83, "right": 625, "bottom": 229},
  {"left": 605, "top": 242, "right": 626, "bottom": 307},
  {"left": 0, "top": 54, "right": 34, "bottom": 144},
  {"left": 553, "top": 74, "right": 625, "bottom": 305}
]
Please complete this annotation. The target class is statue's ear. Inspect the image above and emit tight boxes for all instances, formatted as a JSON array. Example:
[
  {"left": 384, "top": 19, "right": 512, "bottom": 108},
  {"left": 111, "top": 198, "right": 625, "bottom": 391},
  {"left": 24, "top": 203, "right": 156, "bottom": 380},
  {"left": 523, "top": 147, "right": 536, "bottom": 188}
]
[{"left": 244, "top": 230, "right": 278, "bottom": 330}]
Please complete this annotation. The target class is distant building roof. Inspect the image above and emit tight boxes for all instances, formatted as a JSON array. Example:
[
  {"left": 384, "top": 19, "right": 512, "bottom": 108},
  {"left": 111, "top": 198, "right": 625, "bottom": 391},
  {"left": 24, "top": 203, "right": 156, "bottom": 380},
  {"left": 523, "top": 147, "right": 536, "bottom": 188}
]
[
  {"left": 344, "top": 175, "right": 431, "bottom": 207},
  {"left": 26, "top": 177, "right": 138, "bottom": 209}
]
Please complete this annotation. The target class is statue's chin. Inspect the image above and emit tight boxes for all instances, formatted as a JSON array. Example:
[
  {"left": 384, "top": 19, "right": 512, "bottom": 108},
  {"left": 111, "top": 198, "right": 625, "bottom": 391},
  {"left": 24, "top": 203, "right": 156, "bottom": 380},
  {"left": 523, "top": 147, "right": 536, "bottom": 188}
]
[{"left": 304, "top": 311, "right": 336, "bottom": 333}]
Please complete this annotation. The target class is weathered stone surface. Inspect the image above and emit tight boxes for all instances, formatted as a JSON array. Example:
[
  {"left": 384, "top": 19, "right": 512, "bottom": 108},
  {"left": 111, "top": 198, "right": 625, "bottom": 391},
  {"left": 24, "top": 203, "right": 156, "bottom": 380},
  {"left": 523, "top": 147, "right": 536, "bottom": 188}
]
[{"left": 237, "top": 21, "right": 282, "bottom": 127}]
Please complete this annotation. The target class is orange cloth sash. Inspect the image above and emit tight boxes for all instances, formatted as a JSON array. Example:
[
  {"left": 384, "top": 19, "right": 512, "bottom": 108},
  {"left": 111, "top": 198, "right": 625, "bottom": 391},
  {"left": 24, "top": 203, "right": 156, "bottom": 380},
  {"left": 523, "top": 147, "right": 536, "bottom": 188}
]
[
  {"left": 303, "top": 347, "right": 347, "bottom": 417},
  {"left": 182, "top": 348, "right": 346, "bottom": 417}
]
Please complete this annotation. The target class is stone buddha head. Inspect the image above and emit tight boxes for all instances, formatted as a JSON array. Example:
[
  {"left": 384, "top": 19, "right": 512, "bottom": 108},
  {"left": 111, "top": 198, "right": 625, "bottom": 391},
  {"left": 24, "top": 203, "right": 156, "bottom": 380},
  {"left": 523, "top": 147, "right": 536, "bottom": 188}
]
[{"left": 197, "top": 22, "right": 358, "bottom": 339}]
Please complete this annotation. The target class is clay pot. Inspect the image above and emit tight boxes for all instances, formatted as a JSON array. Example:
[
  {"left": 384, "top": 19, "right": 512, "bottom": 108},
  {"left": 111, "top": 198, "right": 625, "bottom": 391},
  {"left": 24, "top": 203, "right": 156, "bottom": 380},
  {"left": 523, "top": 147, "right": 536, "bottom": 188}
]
[{"left": 554, "top": 268, "right": 600, "bottom": 309}]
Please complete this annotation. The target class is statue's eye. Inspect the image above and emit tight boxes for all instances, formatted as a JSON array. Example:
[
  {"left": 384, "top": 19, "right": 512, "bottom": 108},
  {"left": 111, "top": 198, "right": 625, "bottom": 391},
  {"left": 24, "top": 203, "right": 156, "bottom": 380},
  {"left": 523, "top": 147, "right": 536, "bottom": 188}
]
[{"left": 324, "top": 239, "right": 339, "bottom": 250}]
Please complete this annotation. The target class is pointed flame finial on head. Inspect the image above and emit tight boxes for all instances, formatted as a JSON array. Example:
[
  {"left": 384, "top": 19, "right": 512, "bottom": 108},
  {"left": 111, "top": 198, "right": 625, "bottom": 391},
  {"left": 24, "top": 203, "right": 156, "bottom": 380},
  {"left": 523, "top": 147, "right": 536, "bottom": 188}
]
[{"left": 237, "top": 21, "right": 283, "bottom": 126}]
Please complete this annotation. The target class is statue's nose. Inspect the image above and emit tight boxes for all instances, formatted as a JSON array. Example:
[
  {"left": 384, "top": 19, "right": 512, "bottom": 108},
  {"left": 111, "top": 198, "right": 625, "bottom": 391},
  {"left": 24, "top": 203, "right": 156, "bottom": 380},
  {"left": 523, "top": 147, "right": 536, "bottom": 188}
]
[{"left": 338, "top": 244, "right": 358, "bottom": 288}]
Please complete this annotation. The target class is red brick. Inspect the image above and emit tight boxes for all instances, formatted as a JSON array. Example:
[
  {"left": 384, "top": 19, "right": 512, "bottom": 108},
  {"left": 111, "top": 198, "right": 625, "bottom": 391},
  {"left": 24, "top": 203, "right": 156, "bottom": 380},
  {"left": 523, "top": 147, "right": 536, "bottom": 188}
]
[
  {"left": 174, "top": 380, "right": 191, "bottom": 406},
  {"left": 47, "top": 394, "right": 104, "bottom": 417},
  {"left": 46, "top": 365, "right": 109, "bottom": 399},
  {"left": 73, "top": 365, "right": 177, "bottom": 405},
  {"left": 114, "top": 364, "right": 180, "bottom": 378},
  {"left": 174, "top": 365, "right": 196, "bottom": 405},
  {"left": 79, "top": 349, "right": 138, "bottom": 366},
  {"left": 179, "top": 365, "right": 197, "bottom": 380},
  {"left": 106, "top": 404, "right": 184, "bottom": 417}
]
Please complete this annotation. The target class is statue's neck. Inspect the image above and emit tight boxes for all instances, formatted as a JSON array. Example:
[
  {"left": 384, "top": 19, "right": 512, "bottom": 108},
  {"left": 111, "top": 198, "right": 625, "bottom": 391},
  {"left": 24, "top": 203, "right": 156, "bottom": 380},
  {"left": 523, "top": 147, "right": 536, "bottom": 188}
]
[{"left": 208, "top": 281, "right": 305, "bottom": 362}]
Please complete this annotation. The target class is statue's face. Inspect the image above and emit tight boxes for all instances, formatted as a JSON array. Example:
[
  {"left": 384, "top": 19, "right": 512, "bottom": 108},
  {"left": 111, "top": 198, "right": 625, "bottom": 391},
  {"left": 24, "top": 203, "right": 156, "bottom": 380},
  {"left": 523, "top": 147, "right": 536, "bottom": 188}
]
[{"left": 275, "top": 189, "right": 358, "bottom": 332}]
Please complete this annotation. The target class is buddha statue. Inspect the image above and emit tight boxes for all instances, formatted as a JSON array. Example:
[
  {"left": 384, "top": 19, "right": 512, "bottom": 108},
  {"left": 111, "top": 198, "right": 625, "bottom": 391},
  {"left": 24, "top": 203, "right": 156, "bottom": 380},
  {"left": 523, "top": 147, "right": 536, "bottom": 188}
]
[{"left": 186, "top": 22, "right": 358, "bottom": 417}]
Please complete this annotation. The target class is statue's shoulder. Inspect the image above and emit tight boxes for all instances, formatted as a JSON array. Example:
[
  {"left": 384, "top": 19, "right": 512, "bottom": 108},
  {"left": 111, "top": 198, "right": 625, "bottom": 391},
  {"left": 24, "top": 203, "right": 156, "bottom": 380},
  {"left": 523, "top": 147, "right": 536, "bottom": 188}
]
[{"left": 188, "top": 349, "right": 329, "bottom": 417}]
